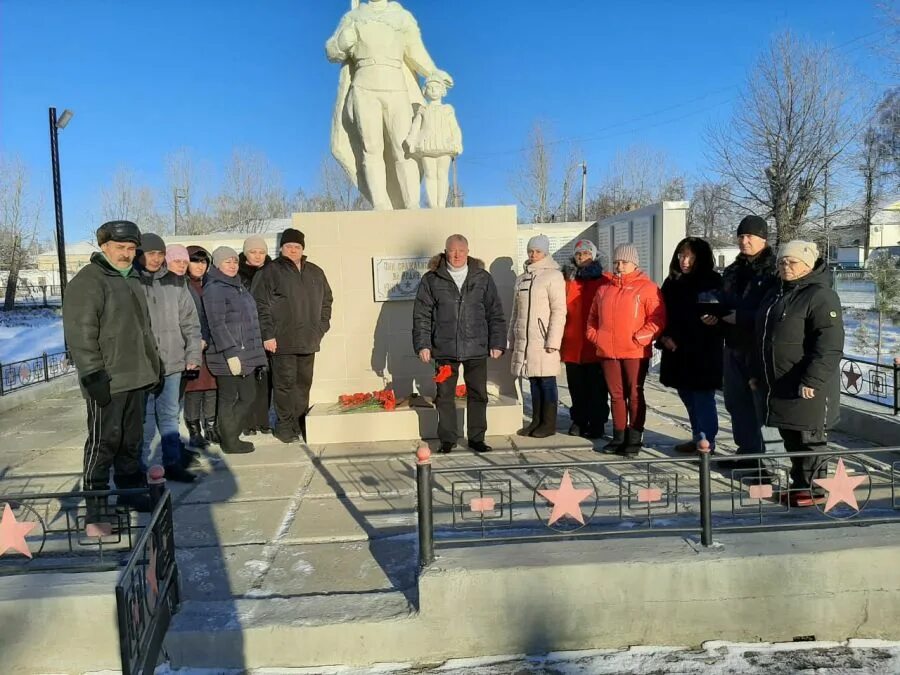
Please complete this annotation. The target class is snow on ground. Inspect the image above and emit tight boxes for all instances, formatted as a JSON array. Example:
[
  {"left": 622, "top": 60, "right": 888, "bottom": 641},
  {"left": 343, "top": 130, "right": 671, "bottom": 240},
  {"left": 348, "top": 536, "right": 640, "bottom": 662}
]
[
  {"left": 152, "top": 640, "right": 900, "bottom": 674},
  {"left": 0, "top": 308, "right": 64, "bottom": 364},
  {"left": 843, "top": 308, "right": 900, "bottom": 363}
]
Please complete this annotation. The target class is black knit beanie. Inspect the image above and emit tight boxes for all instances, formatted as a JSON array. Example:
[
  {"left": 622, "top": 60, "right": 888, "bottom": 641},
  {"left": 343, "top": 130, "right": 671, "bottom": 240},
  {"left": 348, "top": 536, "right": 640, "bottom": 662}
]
[
  {"left": 737, "top": 215, "right": 768, "bottom": 240},
  {"left": 280, "top": 228, "right": 305, "bottom": 248}
]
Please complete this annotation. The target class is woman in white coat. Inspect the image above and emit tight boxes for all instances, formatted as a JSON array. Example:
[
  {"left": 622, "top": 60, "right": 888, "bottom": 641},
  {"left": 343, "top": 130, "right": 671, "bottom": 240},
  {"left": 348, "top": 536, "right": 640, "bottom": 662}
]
[{"left": 509, "top": 235, "right": 567, "bottom": 437}]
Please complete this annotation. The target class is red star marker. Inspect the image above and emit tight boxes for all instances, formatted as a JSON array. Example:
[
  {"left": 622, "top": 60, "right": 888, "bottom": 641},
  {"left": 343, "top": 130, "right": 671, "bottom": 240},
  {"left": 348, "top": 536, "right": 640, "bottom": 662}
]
[
  {"left": 812, "top": 458, "right": 867, "bottom": 513},
  {"left": 0, "top": 503, "right": 36, "bottom": 559},
  {"left": 537, "top": 470, "right": 593, "bottom": 525}
]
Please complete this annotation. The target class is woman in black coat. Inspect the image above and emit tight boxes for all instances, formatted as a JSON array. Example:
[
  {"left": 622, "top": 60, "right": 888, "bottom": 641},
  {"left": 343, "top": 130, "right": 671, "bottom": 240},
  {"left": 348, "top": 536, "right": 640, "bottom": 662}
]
[
  {"left": 238, "top": 236, "right": 274, "bottom": 436},
  {"left": 203, "top": 246, "right": 268, "bottom": 455},
  {"left": 754, "top": 240, "right": 844, "bottom": 508},
  {"left": 657, "top": 237, "right": 723, "bottom": 453}
]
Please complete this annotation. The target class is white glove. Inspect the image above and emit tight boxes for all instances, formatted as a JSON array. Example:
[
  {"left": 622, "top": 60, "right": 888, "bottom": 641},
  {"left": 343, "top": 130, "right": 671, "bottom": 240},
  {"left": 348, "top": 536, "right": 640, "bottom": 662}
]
[{"left": 227, "top": 356, "right": 241, "bottom": 376}]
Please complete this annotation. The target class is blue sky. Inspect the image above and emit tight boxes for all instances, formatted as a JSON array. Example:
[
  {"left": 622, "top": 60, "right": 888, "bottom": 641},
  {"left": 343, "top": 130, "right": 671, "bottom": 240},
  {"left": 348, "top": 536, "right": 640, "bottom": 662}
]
[{"left": 0, "top": 0, "right": 893, "bottom": 242}]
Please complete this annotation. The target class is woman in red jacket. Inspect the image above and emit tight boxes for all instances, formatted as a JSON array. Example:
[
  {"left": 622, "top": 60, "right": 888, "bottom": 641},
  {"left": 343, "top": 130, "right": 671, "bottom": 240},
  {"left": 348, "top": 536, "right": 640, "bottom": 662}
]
[
  {"left": 560, "top": 239, "right": 609, "bottom": 439},
  {"left": 586, "top": 243, "right": 666, "bottom": 456}
]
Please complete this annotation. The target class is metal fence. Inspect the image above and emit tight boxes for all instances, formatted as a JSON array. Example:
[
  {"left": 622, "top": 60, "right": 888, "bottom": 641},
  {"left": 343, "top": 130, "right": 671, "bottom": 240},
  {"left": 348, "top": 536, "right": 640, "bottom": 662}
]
[
  {"left": 839, "top": 355, "right": 900, "bottom": 414},
  {"left": 0, "top": 351, "right": 74, "bottom": 396},
  {"left": 0, "top": 285, "right": 62, "bottom": 307},
  {"left": 415, "top": 446, "right": 900, "bottom": 567}
]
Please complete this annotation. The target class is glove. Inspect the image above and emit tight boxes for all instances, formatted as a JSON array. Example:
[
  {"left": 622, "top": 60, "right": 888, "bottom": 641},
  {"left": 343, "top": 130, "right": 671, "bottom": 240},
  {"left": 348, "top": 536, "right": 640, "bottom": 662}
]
[
  {"left": 227, "top": 356, "right": 242, "bottom": 376},
  {"left": 81, "top": 370, "right": 111, "bottom": 407}
]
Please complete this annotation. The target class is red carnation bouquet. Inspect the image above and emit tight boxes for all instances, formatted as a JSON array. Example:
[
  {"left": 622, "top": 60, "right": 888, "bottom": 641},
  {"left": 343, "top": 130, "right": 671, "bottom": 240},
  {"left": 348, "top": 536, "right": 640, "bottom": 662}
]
[{"left": 338, "top": 388, "right": 396, "bottom": 412}]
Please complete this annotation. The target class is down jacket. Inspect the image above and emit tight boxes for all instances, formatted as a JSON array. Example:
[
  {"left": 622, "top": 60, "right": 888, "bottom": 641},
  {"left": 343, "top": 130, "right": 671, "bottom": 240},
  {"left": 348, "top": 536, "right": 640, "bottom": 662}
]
[
  {"left": 721, "top": 246, "right": 778, "bottom": 353},
  {"left": 560, "top": 260, "right": 606, "bottom": 364},
  {"left": 754, "top": 259, "right": 844, "bottom": 431},
  {"left": 412, "top": 254, "right": 507, "bottom": 361},
  {"left": 508, "top": 256, "right": 567, "bottom": 377},
  {"left": 203, "top": 267, "right": 268, "bottom": 377},
  {"left": 586, "top": 269, "right": 666, "bottom": 360},
  {"left": 134, "top": 261, "right": 202, "bottom": 376}
]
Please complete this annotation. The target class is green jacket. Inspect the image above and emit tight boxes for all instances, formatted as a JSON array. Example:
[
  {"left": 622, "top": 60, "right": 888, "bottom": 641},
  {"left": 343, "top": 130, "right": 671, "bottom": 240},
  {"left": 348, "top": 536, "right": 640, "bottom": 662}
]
[{"left": 63, "top": 252, "right": 161, "bottom": 396}]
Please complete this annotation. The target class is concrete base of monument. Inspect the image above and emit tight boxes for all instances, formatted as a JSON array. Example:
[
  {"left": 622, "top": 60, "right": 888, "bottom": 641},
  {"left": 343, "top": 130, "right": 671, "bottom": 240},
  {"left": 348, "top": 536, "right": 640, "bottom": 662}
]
[
  {"left": 166, "top": 524, "right": 900, "bottom": 669},
  {"left": 0, "top": 570, "right": 121, "bottom": 673},
  {"left": 306, "top": 394, "right": 522, "bottom": 444}
]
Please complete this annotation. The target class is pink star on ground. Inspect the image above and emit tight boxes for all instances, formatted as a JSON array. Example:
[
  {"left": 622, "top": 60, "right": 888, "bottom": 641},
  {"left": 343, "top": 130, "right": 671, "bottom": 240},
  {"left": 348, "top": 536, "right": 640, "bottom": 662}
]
[
  {"left": 812, "top": 458, "right": 868, "bottom": 513},
  {"left": 0, "top": 503, "right": 36, "bottom": 558},
  {"left": 537, "top": 470, "right": 593, "bottom": 525}
]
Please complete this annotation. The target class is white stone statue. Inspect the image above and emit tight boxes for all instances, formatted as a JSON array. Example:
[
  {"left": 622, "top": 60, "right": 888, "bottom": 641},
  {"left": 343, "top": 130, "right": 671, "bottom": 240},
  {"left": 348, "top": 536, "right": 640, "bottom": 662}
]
[
  {"left": 406, "top": 71, "right": 462, "bottom": 208},
  {"left": 325, "top": 0, "right": 453, "bottom": 210}
]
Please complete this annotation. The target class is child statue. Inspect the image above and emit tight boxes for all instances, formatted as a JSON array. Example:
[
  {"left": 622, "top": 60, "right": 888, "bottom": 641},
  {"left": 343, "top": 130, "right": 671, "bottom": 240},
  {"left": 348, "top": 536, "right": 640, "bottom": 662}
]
[{"left": 405, "top": 71, "right": 463, "bottom": 209}]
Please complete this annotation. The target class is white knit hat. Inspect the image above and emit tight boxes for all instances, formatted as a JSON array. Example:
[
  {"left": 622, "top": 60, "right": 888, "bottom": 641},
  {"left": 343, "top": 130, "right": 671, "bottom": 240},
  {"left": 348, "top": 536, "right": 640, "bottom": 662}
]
[
  {"left": 778, "top": 240, "right": 819, "bottom": 269},
  {"left": 527, "top": 234, "right": 550, "bottom": 255}
]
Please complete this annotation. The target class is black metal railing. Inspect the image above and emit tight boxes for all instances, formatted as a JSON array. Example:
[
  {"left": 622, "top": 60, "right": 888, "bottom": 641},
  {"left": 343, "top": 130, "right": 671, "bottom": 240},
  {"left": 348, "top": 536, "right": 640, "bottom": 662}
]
[
  {"left": 415, "top": 445, "right": 900, "bottom": 567},
  {"left": 0, "top": 351, "right": 74, "bottom": 396},
  {"left": 0, "top": 285, "right": 62, "bottom": 307},
  {"left": 115, "top": 490, "right": 180, "bottom": 675},
  {"left": 839, "top": 355, "right": 900, "bottom": 414}
]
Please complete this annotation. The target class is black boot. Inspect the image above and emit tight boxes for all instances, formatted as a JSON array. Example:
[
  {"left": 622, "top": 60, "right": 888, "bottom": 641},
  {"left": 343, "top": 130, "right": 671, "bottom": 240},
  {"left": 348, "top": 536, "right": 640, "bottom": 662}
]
[
  {"left": 601, "top": 429, "right": 626, "bottom": 454},
  {"left": 114, "top": 473, "right": 153, "bottom": 512},
  {"left": 617, "top": 428, "right": 643, "bottom": 457},
  {"left": 204, "top": 418, "right": 221, "bottom": 445},
  {"left": 186, "top": 420, "right": 209, "bottom": 448},
  {"left": 518, "top": 386, "right": 543, "bottom": 436},
  {"left": 222, "top": 439, "right": 255, "bottom": 454},
  {"left": 530, "top": 401, "right": 558, "bottom": 438},
  {"left": 84, "top": 493, "right": 114, "bottom": 527}
]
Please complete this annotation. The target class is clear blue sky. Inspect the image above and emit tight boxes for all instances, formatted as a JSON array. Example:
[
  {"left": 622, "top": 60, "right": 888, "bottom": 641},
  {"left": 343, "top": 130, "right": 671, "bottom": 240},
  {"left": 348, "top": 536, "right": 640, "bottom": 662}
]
[{"left": 0, "top": 0, "right": 892, "bottom": 242}]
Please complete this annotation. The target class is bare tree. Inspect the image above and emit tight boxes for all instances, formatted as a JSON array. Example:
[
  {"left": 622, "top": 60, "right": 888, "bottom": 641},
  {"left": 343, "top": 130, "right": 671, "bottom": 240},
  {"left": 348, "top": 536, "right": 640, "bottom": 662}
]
[
  {"left": 212, "top": 149, "right": 289, "bottom": 233},
  {"left": 687, "top": 181, "right": 737, "bottom": 245},
  {"left": 587, "top": 145, "right": 685, "bottom": 220},
  {"left": 300, "top": 156, "right": 369, "bottom": 212},
  {"left": 0, "top": 157, "right": 43, "bottom": 310},
  {"left": 707, "top": 32, "right": 854, "bottom": 244},
  {"left": 100, "top": 167, "right": 167, "bottom": 233},
  {"left": 873, "top": 87, "right": 899, "bottom": 191},
  {"left": 164, "top": 148, "right": 216, "bottom": 234},
  {"left": 858, "top": 124, "right": 887, "bottom": 258},
  {"left": 510, "top": 122, "right": 556, "bottom": 223}
]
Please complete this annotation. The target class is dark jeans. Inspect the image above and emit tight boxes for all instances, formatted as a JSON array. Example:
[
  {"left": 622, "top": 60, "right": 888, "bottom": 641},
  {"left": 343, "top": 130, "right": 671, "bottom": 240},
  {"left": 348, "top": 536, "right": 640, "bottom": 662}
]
[
  {"left": 601, "top": 358, "right": 649, "bottom": 431},
  {"left": 565, "top": 362, "right": 609, "bottom": 432},
  {"left": 676, "top": 388, "right": 719, "bottom": 449},
  {"left": 83, "top": 389, "right": 144, "bottom": 491},
  {"left": 271, "top": 353, "right": 315, "bottom": 434},
  {"left": 245, "top": 367, "right": 271, "bottom": 430},
  {"left": 184, "top": 389, "right": 217, "bottom": 422},
  {"left": 529, "top": 376, "right": 558, "bottom": 405},
  {"left": 217, "top": 374, "right": 257, "bottom": 451},
  {"left": 723, "top": 347, "right": 783, "bottom": 455},
  {"left": 780, "top": 428, "right": 828, "bottom": 492},
  {"left": 435, "top": 358, "right": 488, "bottom": 444}
]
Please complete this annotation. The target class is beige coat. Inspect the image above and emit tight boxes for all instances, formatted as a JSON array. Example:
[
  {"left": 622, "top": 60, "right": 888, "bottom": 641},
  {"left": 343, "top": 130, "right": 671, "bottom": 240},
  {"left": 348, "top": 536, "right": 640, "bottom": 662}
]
[{"left": 508, "top": 256, "right": 567, "bottom": 377}]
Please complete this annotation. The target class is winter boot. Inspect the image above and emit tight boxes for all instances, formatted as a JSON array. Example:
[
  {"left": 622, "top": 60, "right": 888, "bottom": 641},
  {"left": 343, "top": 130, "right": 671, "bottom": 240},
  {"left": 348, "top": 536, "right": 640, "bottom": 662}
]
[
  {"left": 617, "top": 428, "right": 643, "bottom": 457},
  {"left": 84, "top": 493, "right": 115, "bottom": 529},
  {"left": 275, "top": 423, "right": 300, "bottom": 444},
  {"left": 518, "top": 387, "right": 543, "bottom": 436},
  {"left": 186, "top": 420, "right": 209, "bottom": 448},
  {"left": 601, "top": 429, "right": 626, "bottom": 454},
  {"left": 114, "top": 473, "right": 153, "bottom": 513},
  {"left": 222, "top": 439, "right": 255, "bottom": 454},
  {"left": 204, "top": 418, "right": 221, "bottom": 445},
  {"left": 567, "top": 422, "right": 582, "bottom": 436},
  {"left": 674, "top": 440, "right": 697, "bottom": 453},
  {"left": 164, "top": 464, "right": 197, "bottom": 484},
  {"left": 530, "top": 401, "right": 558, "bottom": 438}
]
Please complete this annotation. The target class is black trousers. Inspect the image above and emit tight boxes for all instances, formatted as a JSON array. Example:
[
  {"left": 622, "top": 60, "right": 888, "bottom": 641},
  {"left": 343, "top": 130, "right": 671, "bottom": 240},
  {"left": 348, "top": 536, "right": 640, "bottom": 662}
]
[
  {"left": 244, "top": 368, "right": 271, "bottom": 430},
  {"left": 779, "top": 428, "right": 828, "bottom": 492},
  {"left": 435, "top": 358, "right": 488, "bottom": 444},
  {"left": 83, "top": 389, "right": 144, "bottom": 491},
  {"left": 565, "top": 362, "right": 609, "bottom": 432},
  {"left": 217, "top": 374, "right": 257, "bottom": 451},
  {"left": 184, "top": 389, "right": 217, "bottom": 422},
  {"left": 271, "top": 353, "right": 315, "bottom": 433}
]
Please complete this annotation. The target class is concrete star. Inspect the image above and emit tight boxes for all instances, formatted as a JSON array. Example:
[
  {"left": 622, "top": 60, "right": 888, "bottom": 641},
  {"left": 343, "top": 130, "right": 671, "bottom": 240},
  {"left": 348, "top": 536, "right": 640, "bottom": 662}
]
[
  {"left": 0, "top": 502, "right": 36, "bottom": 558},
  {"left": 537, "top": 470, "right": 593, "bottom": 525},
  {"left": 812, "top": 458, "right": 867, "bottom": 513}
]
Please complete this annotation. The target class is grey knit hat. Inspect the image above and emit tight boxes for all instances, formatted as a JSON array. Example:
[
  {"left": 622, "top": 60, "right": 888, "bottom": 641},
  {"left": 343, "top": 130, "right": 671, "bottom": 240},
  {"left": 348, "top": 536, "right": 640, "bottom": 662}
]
[
  {"left": 527, "top": 234, "right": 550, "bottom": 255},
  {"left": 212, "top": 246, "right": 239, "bottom": 269},
  {"left": 243, "top": 234, "right": 268, "bottom": 256},
  {"left": 613, "top": 243, "right": 640, "bottom": 266}
]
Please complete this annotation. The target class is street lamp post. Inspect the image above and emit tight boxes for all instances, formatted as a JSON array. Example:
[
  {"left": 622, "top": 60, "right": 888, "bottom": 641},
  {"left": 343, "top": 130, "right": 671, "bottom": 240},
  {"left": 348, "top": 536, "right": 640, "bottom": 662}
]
[{"left": 49, "top": 107, "right": 73, "bottom": 300}]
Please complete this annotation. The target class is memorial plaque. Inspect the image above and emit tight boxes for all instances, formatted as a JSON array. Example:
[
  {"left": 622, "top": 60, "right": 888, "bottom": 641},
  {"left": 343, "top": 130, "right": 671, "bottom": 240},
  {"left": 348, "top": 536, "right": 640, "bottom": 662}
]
[
  {"left": 632, "top": 216, "right": 653, "bottom": 273},
  {"left": 372, "top": 256, "right": 431, "bottom": 301}
]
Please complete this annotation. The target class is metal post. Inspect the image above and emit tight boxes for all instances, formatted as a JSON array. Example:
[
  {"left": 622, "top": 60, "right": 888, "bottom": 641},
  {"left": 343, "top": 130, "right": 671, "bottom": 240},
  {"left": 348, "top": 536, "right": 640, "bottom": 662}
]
[
  {"left": 173, "top": 187, "right": 178, "bottom": 234},
  {"left": 416, "top": 445, "right": 434, "bottom": 567},
  {"left": 147, "top": 465, "right": 166, "bottom": 509},
  {"left": 580, "top": 162, "right": 587, "bottom": 222},
  {"left": 893, "top": 357, "right": 899, "bottom": 416},
  {"left": 698, "top": 439, "right": 713, "bottom": 546},
  {"left": 42, "top": 353, "right": 50, "bottom": 382},
  {"left": 49, "top": 108, "right": 68, "bottom": 301}
]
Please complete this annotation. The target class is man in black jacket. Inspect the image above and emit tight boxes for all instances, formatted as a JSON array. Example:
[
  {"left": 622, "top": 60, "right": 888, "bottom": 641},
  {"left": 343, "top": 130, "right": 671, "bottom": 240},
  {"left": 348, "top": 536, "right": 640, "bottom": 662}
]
[
  {"left": 412, "top": 234, "right": 507, "bottom": 454},
  {"left": 251, "top": 228, "right": 333, "bottom": 443},
  {"left": 63, "top": 220, "right": 161, "bottom": 524},
  {"left": 705, "top": 215, "right": 782, "bottom": 465}
]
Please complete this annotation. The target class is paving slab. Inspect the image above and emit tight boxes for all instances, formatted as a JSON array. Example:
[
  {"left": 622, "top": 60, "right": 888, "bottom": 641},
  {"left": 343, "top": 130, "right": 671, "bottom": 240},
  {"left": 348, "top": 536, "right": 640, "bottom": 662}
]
[
  {"left": 260, "top": 539, "right": 416, "bottom": 596},
  {"left": 174, "top": 499, "right": 292, "bottom": 547},
  {"left": 208, "top": 443, "right": 312, "bottom": 470},
  {"left": 285, "top": 494, "right": 415, "bottom": 543},
  {"left": 305, "top": 458, "right": 414, "bottom": 498},
  {"left": 180, "top": 464, "right": 311, "bottom": 504},
  {"left": 177, "top": 544, "right": 270, "bottom": 601},
  {"left": 5, "top": 448, "right": 83, "bottom": 476}
]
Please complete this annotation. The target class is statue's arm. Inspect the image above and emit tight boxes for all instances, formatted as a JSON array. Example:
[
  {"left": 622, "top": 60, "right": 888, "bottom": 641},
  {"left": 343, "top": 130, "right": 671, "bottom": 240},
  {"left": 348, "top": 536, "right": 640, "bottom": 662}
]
[
  {"left": 326, "top": 14, "right": 356, "bottom": 63},
  {"left": 402, "top": 13, "right": 438, "bottom": 77}
]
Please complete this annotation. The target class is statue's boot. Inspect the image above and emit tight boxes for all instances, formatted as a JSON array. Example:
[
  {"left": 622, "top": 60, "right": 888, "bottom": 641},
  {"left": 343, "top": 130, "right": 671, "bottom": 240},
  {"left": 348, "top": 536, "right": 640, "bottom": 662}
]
[
  {"left": 395, "top": 158, "right": 421, "bottom": 209},
  {"left": 363, "top": 152, "right": 392, "bottom": 210}
]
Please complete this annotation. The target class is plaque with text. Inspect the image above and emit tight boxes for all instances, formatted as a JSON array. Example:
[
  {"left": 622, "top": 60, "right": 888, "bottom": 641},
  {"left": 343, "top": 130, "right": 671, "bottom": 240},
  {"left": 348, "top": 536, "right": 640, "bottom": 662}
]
[{"left": 372, "top": 256, "right": 431, "bottom": 301}]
